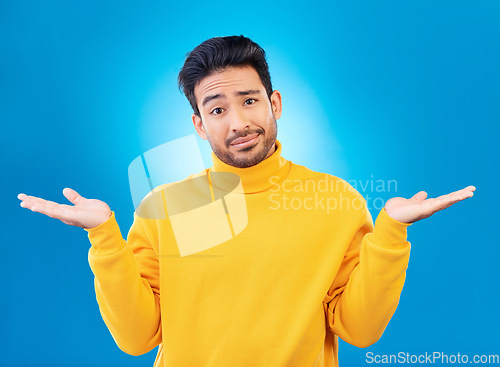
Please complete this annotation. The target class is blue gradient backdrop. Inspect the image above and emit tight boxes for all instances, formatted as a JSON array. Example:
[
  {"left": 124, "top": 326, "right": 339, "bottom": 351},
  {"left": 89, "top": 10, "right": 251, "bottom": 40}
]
[{"left": 1, "top": 1, "right": 498, "bottom": 366}]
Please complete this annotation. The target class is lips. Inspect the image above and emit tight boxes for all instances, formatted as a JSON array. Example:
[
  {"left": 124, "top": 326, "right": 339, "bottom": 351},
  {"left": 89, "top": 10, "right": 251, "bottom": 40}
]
[{"left": 230, "top": 133, "right": 259, "bottom": 146}]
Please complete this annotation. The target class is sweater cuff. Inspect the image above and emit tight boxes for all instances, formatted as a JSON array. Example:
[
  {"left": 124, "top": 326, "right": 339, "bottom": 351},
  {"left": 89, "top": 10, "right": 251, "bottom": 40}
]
[
  {"left": 84, "top": 211, "right": 126, "bottom": 255},
  {"left": 369, "top": 208, "right": 411, "bottom": 250}
]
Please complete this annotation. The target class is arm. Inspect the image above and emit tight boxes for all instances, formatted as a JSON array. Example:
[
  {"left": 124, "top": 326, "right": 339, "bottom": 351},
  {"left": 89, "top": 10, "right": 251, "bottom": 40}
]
[
  {"left": 17, "top": 188, "right": 162, "bottom": 354},
  {"left": 18, "top": 188, "right": 163, "bottom": 356},
  {"left": 86, "top": 211, "right": 162, "bottom": 356},
  {"left": 323, "top": 185, "right": 476, "bottom": 347},
  {"left": 323, "top": 206, "right": 411, "bottom": 348}
]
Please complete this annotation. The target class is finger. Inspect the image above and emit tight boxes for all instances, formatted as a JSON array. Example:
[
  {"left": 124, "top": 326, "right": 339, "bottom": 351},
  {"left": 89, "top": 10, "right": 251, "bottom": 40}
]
[
  {"left": 63, "top": 187, "right": 85, "bottom": 205},
  {"left": 462, "top": 185, "right": 476, "bottom": 192},
  {"left": 19, "top": 195, "right": 61, "bottom": 210},
  {"left": 424, "top": 186, "right": 475, "bottom": 214},
  {"left": 445, "top": 186, "right": 475, "bottom": 201},
  {"left": 435, "top": 186, "right": 474, "bottom": 203},
  {"left": 31, "top": 202, "right": 74, "bottom": 221},
  {"left": 18, "top": 193, "right": 42, "bottom": 202},
  {"left": 411, "top": 191, "right": 428, "bottom": 201}
]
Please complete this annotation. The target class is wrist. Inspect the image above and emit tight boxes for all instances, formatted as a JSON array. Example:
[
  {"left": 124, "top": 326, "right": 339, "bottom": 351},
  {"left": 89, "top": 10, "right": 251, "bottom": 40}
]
[{"left": 369, "top": 208, "right": 411, "bottom": 250}]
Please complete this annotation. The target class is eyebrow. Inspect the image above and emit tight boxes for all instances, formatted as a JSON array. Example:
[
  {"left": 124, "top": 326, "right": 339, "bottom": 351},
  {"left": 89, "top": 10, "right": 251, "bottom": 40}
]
[{"left": 201, "top": 89, "right": 262, "bottom": 107}]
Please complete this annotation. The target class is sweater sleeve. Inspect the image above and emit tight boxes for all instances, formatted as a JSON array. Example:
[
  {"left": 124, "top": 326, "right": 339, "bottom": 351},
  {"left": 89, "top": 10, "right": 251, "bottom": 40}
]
[
  {"left": 323, "top": 206, "right": 411, "bottom": 348},
  {"left": 85, "top": 211, "right": 162, "bottom": 356}
]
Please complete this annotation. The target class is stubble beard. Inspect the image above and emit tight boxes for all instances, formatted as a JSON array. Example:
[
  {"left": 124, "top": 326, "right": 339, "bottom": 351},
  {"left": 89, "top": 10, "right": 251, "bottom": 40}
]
[{"left": 208, "top": 120, "right": 278, "bottom": 168}]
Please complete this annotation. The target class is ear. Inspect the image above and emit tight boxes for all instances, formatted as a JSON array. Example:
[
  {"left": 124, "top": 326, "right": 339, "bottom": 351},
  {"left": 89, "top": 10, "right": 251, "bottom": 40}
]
[
  {"left": 270, "top": 90, "right": 282, "bottom": 120},
  {"left": 192, "top": 113, "right": 208, "bottom": 140}
]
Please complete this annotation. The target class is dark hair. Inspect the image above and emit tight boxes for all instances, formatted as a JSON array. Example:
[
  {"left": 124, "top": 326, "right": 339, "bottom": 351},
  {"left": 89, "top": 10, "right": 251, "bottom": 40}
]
[{"left": 178, "top": 35, "right": 273, "bottom": 117}]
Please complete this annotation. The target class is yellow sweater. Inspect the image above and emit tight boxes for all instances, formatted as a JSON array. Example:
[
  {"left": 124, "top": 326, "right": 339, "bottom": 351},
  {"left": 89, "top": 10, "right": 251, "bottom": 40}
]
[{"left": 86, "top": 140, "right": 411, "bottom": 367}]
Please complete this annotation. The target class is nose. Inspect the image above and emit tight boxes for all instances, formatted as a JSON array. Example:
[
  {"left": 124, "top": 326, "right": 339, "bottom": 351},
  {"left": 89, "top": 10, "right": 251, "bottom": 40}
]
[{"left": 229, "top": 107, "right": 249, "bottom": 132}]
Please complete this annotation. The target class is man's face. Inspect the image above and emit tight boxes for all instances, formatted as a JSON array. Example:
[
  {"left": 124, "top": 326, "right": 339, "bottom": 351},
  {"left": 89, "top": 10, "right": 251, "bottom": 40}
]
[{"left": 192, "top": 65, "right": 282, "bottom": 168}]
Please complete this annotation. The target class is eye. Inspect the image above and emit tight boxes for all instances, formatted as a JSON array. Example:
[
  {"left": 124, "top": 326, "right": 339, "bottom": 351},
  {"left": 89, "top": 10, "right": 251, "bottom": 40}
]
[
  {"left": 244, "top": 98, "right": 257, "bottom": 105},
  {"left": 210, "top": 107, "right": 224, "bottom": 115}
]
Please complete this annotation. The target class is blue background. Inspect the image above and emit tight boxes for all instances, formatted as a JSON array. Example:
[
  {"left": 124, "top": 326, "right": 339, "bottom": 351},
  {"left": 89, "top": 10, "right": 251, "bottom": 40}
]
[{"left": 1, "top": 1, "right": 499, "bottom": 366}]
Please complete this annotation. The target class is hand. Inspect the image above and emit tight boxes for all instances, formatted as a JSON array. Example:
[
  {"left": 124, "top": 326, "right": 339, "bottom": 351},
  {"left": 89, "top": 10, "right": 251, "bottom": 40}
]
[
  {"left": 384, "top": 185, "right": 476, "bottom": 224},
  {"left": 18, "top": 188, "right": 112, "bottom": 229}
]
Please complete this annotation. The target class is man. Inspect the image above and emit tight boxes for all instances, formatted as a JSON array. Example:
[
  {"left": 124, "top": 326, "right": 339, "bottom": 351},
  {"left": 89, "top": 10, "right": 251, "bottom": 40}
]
[{"left": 17, "top": 35, "right": 475, "bottom": 366}]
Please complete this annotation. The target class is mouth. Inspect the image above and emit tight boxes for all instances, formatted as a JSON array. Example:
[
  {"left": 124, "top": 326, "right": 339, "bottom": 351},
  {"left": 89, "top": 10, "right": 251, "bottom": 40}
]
[{"left": 230, "top": 133, "right": 260, "bottom": 149}]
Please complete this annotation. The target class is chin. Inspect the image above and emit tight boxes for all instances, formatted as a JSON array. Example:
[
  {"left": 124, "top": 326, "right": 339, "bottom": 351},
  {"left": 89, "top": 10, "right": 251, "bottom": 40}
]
[
  {"left": 210, "top": 132, "right": 276, "bottom": 168},
  {"left": 232, "top": 145, "right": 272, "bottom": 168}
]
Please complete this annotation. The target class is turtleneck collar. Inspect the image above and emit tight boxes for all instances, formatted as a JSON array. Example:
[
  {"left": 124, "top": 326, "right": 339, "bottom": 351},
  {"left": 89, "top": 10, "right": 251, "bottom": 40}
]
[{"left": 208, "top": 139, "right": 291, "bottom": 194}]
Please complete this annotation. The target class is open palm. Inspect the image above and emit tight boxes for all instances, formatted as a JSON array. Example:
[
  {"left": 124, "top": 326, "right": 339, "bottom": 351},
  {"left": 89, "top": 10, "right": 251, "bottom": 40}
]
[
  {"left": 384, "top": 185, "right": 476, "bottom": 224},
  {"left": 18, "top": 188, "right": 111, "bottom": 229}
]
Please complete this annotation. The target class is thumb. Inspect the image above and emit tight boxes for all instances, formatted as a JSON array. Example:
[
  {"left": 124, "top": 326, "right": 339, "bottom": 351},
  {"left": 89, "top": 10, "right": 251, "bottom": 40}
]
[
  {"left": 411, "top": 191, "right": 428, "bottom": 201},
  {"left": 63, "top": 187, "right": 85, "bottom": 205}
]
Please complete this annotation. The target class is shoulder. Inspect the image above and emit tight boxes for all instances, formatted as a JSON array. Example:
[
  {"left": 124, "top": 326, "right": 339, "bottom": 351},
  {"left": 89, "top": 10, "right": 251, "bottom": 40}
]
[
  {"left": 135, "top": 169, "right": 209, "bottom": 219},
  {"left": 287, "top": 161, "right": 366, "bottom": 202},
  {"left": 151, "top": 170, "right": 208, "bottom": 194}
]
